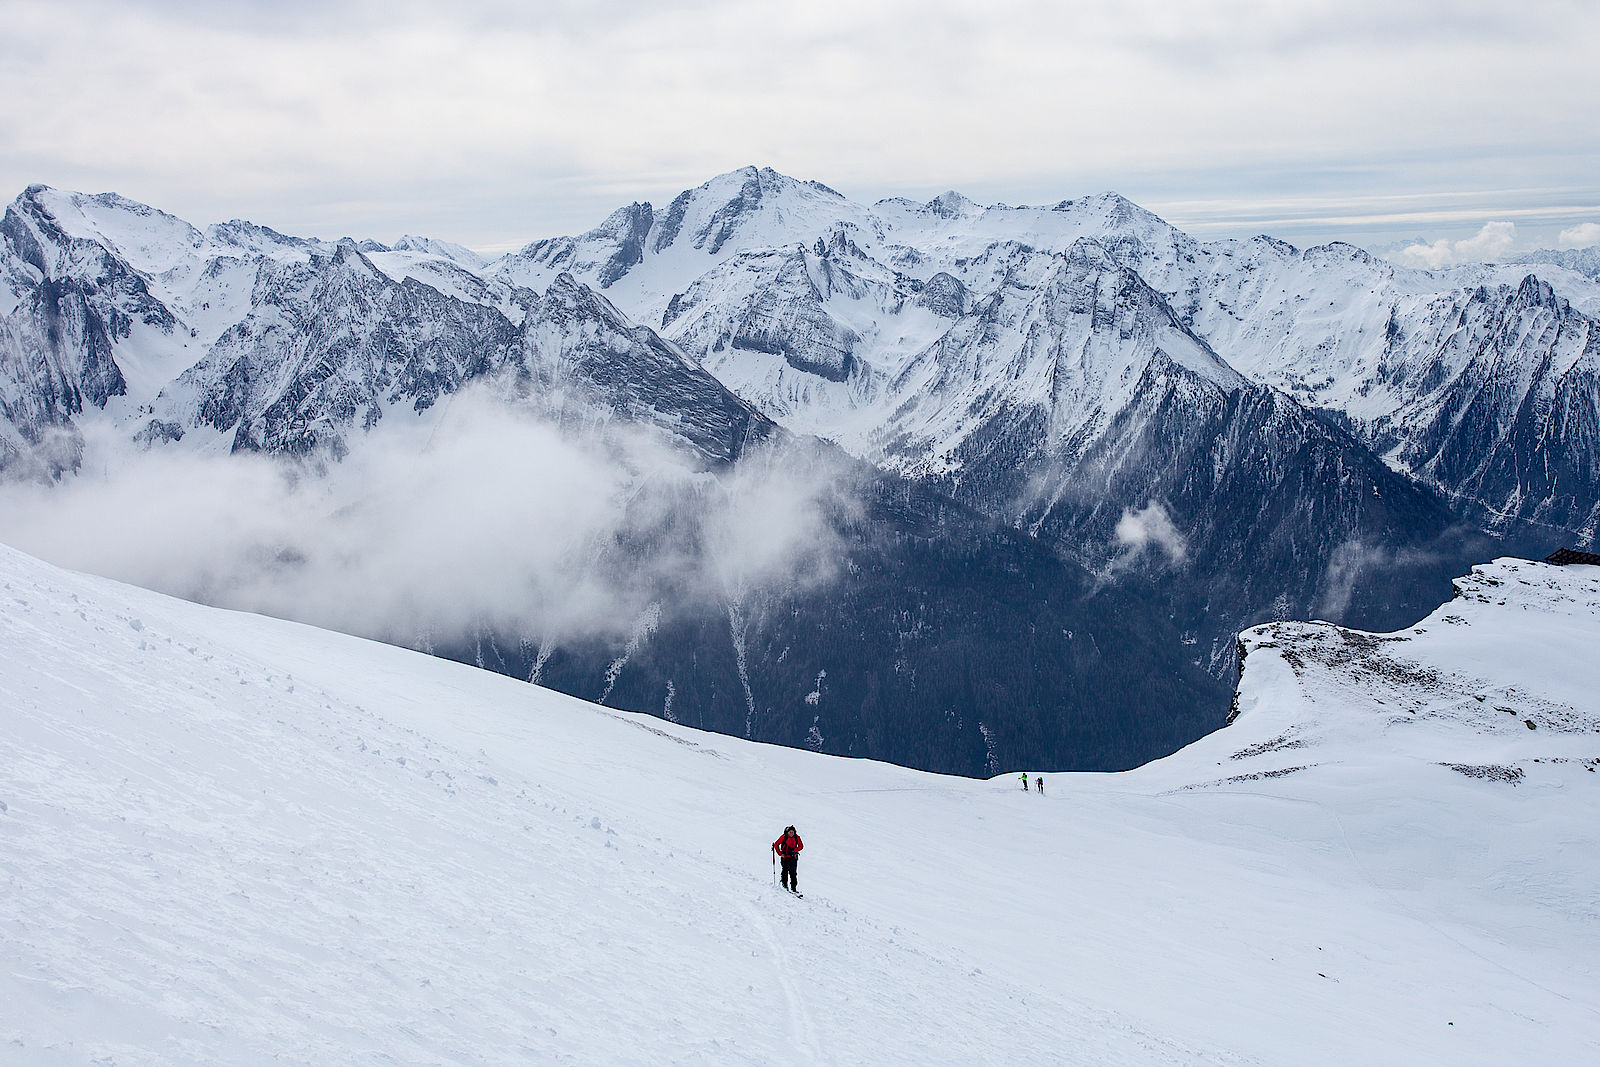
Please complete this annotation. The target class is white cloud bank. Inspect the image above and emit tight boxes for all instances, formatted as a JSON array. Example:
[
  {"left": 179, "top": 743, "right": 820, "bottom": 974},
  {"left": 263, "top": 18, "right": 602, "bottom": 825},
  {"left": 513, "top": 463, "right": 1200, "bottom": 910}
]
[
  {"left": 0, "top": 387, "right": 847, "bottom": 655},
  {"left": 1392, "top": 221, "right": 1518, "bottom": 269},
  {"left": 1558, "top": 222, "right": 1600, "bottom": 249}
]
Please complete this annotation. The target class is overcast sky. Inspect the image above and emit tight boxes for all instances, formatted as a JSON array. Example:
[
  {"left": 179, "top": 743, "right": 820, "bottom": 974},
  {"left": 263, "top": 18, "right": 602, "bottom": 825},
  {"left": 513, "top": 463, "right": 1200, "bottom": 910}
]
[{"left": 4, "top": 0, "right": 1597, "bottom": 255}]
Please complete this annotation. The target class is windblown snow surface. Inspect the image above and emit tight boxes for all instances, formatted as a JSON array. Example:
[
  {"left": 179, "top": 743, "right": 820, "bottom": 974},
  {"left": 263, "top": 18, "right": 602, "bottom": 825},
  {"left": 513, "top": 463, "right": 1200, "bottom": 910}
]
[{"left": 3, "top": 544, "right": 1598, "bottom": 1064}]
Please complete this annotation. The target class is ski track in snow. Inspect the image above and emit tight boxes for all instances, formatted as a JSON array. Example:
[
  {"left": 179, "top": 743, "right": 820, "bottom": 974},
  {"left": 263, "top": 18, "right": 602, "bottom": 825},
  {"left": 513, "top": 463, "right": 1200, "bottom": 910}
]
[
  {"left": 3, "top": 546, "right": 1600, "bottom": 1063},
  {"left": 740, "top": 898, "right": 823, "bottom": 1065}
]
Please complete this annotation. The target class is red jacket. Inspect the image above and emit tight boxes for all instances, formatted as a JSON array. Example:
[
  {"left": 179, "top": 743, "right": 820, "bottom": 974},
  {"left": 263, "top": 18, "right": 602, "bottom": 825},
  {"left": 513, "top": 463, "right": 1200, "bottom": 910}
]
[{"left": 773, "top": 831, "right": 803, "bottom": 858}]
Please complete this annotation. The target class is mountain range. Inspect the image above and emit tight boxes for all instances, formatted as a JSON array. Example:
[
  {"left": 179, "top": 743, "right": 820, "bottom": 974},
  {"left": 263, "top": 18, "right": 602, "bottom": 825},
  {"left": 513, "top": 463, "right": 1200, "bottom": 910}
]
[{"left": 3, "top": 167, "right": 1597, "bottom": 774}]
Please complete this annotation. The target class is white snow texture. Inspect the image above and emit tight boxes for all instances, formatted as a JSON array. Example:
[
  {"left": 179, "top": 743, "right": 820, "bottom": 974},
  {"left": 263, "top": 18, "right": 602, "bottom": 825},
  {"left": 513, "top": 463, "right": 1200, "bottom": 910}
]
[{"left": 3, "top": 544, "right": 1599, "bottom": 1064}]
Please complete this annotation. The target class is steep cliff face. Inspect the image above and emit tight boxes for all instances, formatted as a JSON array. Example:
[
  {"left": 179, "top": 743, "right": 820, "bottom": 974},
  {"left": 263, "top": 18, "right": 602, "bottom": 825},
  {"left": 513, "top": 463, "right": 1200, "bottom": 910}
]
[
  {"left": 517, "top": 274, "right": 774, "bottom": 465},
  {"left": 0, "top": 277, "right": 126, "bottom": 423},
  {"left": 152, "top": 242, "right": 522, "bottom": 456},
  {"left": 0, "top": 188, "right": 158, "bottom": 474},
  {"left": 510, "top": 201, "right": 655, "bottom": 290},
  {"left": 1376, "top": 277, "right": 1600, "bottom": 541}
]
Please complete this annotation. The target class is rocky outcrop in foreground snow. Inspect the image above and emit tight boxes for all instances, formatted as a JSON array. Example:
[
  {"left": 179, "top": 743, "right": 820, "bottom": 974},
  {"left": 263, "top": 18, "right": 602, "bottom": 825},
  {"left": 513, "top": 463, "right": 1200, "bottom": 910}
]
[{"left": 1199, "top": 556, "right": 1600, "bottom": 790}]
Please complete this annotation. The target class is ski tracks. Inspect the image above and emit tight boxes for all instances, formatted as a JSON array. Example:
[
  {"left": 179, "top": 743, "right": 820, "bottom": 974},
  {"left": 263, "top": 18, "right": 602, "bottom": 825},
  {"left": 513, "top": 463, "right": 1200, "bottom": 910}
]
[{"left": 741, "top": 898, "right": 825, "bottom": 1065}]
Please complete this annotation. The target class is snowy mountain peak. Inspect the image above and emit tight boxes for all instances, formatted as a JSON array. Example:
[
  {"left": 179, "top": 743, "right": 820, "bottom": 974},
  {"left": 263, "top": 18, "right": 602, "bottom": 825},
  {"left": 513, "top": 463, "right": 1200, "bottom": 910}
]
[
  {"left": 1247, "top": 233, "right": 1300, "bottom": 257},
  {"left": 926, "top": 190, "right": 979, "bottom": 218},
  {"left": 15, "top": 185, "right": 205, "bottom": 276},
  {"left": 540, "top": 269, "right": 627, "bottom": 324},
  {"left": 204, "top": 218, "right": 321, "bottom": 257},
  {"left": 1513, "top": 272, "right": 1559, "bottom": 309},
  {"left": 390, "top": 235, "right": 487, "bottom": 269},
  {"left": 1300, "top": 240, "right": 1381, "bottom": 270},
  {"left": 1056, "top": 190, "right": 1155, "bottom": 226},
  {"left": 730, "top": 164, "right": 848, "bottom": 201},
  {"left": 593, "top": 201, "right": 655, "bottom": 234},
  {"left": 490, "top": 167, "right": 876, "bottom": 305},
  {"left": 651, "top": 165, "right": 856, "bottom": 258},
  {"left": 329, "top": 237, "right": 381, "bottom": 279},
  {"left": 589, "top": 202, "right": 655, "bottom": 286},
  {"left": 1040, "top": 239, "right": 1243, "bottom": 391}
]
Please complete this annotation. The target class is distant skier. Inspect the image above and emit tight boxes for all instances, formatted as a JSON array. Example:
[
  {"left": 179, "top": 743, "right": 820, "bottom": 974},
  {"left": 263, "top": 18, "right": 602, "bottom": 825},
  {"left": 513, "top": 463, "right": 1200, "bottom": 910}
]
[
  {"left": 1037, "top": 776, "right": 1044, "bottom": 795},
  {"left": 772, "top": 825, "right": 804, "bottom": 894},
  {"left": 1020, "top": 772, "right": 1028, "bottom": 792}
]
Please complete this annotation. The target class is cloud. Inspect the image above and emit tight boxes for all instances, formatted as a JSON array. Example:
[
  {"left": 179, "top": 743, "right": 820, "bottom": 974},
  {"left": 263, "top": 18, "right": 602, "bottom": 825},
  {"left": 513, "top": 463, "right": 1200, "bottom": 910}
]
[
  {"left": 1317, "top": 539, "right": 1370, "bottom": 619},
  {"left": 1, "top": 1, "right": 1596, "bottom": 249},
  {"left": 1315, "top": 538, "right": 1452, "bottom": 620},
  {"left": 1391, "top": 220, "right": 1517, "bottom": 269},
  {"left": 702, "top": 444, "right": 851, "bottom": 595},
  {"left": 1108, "top": 501, "right": 1188, "bottom": 572},
  {"left": 1558, "top": 222, "right": 1600, "bottom": 249},
  {"left": 0, "top": 385, "right": 848, "bottom": 655}
]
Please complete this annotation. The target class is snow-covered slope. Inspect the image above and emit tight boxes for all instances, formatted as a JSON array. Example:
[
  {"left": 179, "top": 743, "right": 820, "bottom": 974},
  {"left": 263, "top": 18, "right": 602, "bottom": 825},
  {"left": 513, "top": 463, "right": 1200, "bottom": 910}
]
[{"left": 4, "top": 545, "right": 1598, "bottom": 1063}]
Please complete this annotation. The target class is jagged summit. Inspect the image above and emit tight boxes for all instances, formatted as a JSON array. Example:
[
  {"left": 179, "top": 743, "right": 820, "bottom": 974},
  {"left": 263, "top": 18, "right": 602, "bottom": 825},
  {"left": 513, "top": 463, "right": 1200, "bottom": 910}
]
[
  {"left": 204, "top": 218, "right": 320, "bottom": 255},
  {"left": 1513, "top": 272, "right": 1560, "bottom": 308},
  {"left": 705, "top": 164, "right": 848, "bottom": 198},
  {"left": 492, "top": 166, "right": 881, "bottom": 306},
  {"left": 925, "top": 190, "right": 979, "bottom": 218},
  {"left": 391, "top": 234, "right": 486, "bottom": 268},
  {"left": 1048, "top": 190, "right": 1160, "bottom": 227},
  {"left": 1247, "top": 233, "right": 1300, "bottom": 255},
  {"left": 1511, "top": 244, "right": 1600, "bottom": 282}
]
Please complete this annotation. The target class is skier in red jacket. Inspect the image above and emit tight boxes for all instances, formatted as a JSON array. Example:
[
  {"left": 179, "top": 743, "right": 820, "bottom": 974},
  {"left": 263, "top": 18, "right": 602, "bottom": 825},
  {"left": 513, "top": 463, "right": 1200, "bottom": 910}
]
[{"left": 772, "top": 825, "right": 804, "bottom": 894}]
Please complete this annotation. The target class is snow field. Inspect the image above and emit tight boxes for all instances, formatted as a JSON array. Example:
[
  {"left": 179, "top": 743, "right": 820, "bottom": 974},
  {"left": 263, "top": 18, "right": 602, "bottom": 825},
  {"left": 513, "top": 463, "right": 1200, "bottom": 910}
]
[{"left": 3, "top": 545, "right": 1599, "bottom": 1063}]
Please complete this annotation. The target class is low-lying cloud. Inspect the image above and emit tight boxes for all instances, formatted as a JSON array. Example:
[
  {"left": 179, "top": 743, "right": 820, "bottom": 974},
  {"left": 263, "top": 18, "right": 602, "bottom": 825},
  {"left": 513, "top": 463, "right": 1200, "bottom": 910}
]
[
  {"left": 0, "top": 386, "right": 848, "bottom": 656},
  {"left": 1109, "top": 500, "right": 1188, "bottom": 572},
  {"left": 1316, "top": 537, "right": 1450, "bottom": 620},
  {"left": 1392, "top": 220, "right": 1517, "bottom": 269}
]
